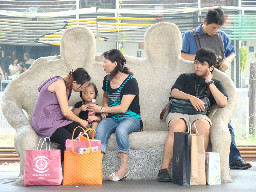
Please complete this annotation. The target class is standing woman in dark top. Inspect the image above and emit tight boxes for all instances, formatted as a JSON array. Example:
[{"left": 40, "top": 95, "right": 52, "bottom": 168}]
[{"left": 88, "top": 49, "right": 142, "bottom": 181}]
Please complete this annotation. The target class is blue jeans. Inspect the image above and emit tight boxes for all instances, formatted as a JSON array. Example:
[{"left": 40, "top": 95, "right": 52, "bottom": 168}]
[
  {"left": 229, "top": 121, "right": 242, "bottom": 165},
  {"left": 95, "top": 117, "right": 140, "bottom": 154}
]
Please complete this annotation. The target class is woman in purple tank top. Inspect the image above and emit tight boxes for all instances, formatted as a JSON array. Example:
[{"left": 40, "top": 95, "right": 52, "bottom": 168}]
[{"left": 32, "top": 68, "right": 91, "bottom": 162}]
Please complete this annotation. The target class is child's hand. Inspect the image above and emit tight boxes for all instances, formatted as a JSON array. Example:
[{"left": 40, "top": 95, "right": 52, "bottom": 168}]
[
  {"left": 101, "top": 112, "right": 108, "bottom": 119},
  {"left": 88, "top": 104, "right": 101, "bottom": 113},
  {"left": 81, "top": 105, "right": 88, "bottom": 111}
]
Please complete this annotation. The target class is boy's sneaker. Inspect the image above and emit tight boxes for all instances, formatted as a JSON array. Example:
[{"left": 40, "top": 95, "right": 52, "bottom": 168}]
[
  {"left": 158, "top": 169, "right": 172, "bottom": 182},
  {"left": 230, "top": 160, "right": 251, "bottom": 170}
]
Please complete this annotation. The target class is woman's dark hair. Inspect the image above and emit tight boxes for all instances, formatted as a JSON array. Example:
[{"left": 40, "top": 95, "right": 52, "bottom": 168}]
[
  {"left": 195, "top": 48, "right": 217, "bottom": 68},
  {"left": 65, "top": 68, "right": 91, "bottom": 91},
  {"left": 205, "top": 8, "right": 225, "bottom": 26},
  {"left": 80, "top": 82, "right": 98, "bottom": 102},
  {"left": 102, "top": 49, "right": 133, "bottom": 80}
]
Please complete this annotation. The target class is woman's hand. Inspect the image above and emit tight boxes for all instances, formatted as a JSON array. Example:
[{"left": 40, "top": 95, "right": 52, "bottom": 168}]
[
  {"left": 88, "top": 104, "right": 108, "bottom": 118},
  {"left": 81, "top": 104, "right": 88, "bottom": 111},
  {"left": 80, "top": 119, "right": 88, "bottom": 128},
  {"left": 189, "top": 96, "right": 205, "bottom": 112},
  {"left": 88, "top": 104, "right": 101, "bottom": 113},
  {"left": 88, "top": 116, "right": 97, "bottom": 123}
]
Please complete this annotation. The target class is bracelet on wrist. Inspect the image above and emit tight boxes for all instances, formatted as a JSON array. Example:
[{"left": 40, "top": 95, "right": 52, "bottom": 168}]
[
  {"left": 100, "top": 107, "right": 103, "bottom": 113},
  {"left": 207, "top": 80, "right": 214, "bottom": 86}
]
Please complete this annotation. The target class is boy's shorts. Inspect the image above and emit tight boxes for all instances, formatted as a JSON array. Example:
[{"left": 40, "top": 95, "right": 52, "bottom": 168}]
[{"left": 166, "top": 112, "right": 212, "bottom": 129}]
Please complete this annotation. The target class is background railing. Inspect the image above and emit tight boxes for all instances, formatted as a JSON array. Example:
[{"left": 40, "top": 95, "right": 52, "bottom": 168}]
[{"left": 0, "top": 0, "right": 256, "bottom": 46}]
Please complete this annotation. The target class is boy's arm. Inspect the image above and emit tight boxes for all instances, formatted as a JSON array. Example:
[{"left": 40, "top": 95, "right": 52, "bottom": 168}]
[
  {"left": 171, "top": 88, "right": 194, "bottom": 100},
  {"left": 171, "top": 88, "right": 206, "bottom": 112},
  {"left": 207, "top": 83, "right": 227, "bottom": 107},
  {"left": 218, "top": 54, "right": 235, "bottom": 72},
  {"left": 205, "top": 69, "right": 227, "bottom": 107},
  {"left": 181, "top": 52, "right": 195, "bottom": 61},
  {"left": 181, "top": 31, "right": 196, "bottom": 61},
  {"left": 219, "top": 32, "right": 236, "bottom": 72},
  {"left": 171, "top": 74, "right": 200, "bottom": 102}
]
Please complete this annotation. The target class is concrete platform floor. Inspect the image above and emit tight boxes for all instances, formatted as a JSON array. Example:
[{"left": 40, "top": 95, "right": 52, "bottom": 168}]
[{"left": 0, "top": 169, "right": 256, "bottom": 192}]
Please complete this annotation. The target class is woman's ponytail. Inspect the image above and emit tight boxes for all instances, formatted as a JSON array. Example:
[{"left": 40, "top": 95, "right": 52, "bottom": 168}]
[{"left": 65, "top": 69, "right": 75, "bottom": 91}]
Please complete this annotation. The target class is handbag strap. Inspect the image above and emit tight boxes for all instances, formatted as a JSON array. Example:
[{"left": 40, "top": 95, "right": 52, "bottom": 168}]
[
  {"left": 37, "top": 137, "right": 51, "bottom": 150},
  {"left": 206, "top": 87, "right": 210, "bottom": 98},
  {"left": 79, "top": 128, "right": 95, "bottom": 140},
  {"left": 188, "top": 122, "right": 199, "bottom": 136},
  {"left": 193, "top": 29, "right": 201, "bottom": 50},
  {"left": 72, "top": 126, "right": 92, "bottom": 153},
  {"left": 195, "top": 80, "right": 211, "bottom": 98},
  {"left": 160, "top": 99, "right": 172, "bottom": 120}
]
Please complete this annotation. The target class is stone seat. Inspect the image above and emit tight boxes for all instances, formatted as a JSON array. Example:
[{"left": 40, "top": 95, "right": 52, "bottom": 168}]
[
  {"left": 103, "top": 131, "right": 168, "bottom": 180},
  {"left": 1, "top": 23, "right": 237, "bottom": 184}
]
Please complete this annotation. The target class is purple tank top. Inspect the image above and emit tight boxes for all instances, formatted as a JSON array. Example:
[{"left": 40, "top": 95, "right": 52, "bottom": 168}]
[{"left": 32, "top": 76, "right": 73, "bottom": 137}]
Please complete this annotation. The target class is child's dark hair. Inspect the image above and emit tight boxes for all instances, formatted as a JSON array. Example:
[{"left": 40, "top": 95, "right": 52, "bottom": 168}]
[
  {"left": 195, "top": 48, "right": 217, "bottom": 68},
  {"left": 80, "top": 82, "right": 98, "bottom": 102},
  {"left": 205, "top": 8, "right": 225, "bottom": 26},
  {"left": 102, "top": 49, "right": 133, "bottom": 80}
]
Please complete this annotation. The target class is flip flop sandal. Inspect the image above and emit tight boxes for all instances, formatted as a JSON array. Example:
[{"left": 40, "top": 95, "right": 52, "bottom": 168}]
[{"left": 109, "top": 171, "right": 129, "bottom": 181}]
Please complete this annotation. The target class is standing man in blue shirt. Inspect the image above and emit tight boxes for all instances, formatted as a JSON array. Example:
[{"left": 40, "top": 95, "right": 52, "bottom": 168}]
[{"left": 181, "top": 8, "right": 251, "bottom": 170}]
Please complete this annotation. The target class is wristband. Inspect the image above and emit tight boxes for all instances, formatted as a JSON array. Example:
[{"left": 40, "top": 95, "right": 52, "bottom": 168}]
[
  {"left": 207, "top": 80, "right": 214, "bottom": 86},
  {"left": 100, "top": 107, "right": 103, "bottom": 113}
]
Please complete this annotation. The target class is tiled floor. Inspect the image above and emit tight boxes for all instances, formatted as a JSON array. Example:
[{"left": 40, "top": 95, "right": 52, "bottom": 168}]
[{"left": 0, "top": 168, "right": 256, "bottom": 192}]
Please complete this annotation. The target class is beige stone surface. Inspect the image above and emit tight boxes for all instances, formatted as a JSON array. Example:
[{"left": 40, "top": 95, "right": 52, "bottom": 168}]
[{"left": 1, "top": 23, "right": 237, "bottom": 183}]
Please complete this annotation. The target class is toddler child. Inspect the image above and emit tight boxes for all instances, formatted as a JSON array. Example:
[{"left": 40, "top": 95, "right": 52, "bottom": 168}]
[{"left": 73, "top": 82, "right": 101, "bottom": 138}]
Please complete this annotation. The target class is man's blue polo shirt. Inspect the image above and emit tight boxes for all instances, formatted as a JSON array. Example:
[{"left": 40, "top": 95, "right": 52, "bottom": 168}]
[{"left": 181, "top": 24, "right": 236, "bottom": 57}]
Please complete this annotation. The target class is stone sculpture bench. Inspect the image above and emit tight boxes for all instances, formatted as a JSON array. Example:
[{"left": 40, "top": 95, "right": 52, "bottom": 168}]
[{"left": 1, "top": 23, "right": 237, "bottom": 184}]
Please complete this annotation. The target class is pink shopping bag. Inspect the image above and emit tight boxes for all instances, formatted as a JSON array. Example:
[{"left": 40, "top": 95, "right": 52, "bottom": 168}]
[
  {"left": 65, "top": 128, "right": 101, "bottom": 153},
  {"left": 65, "top": 139, "right": 101, "bottom": 153},
  {"left": 24, "top": 138, "right": 62, "bottom": 186}
]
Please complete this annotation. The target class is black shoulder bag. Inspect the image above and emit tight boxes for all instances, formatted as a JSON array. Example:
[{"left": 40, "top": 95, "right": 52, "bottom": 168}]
[{"left": 160, "top": 82, "right": 210, "bottom": 120}]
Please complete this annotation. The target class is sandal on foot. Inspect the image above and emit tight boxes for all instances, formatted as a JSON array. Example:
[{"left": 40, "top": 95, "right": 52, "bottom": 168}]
[{"left": 109, "top": 171, "right": 129, "bottom": 181}]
